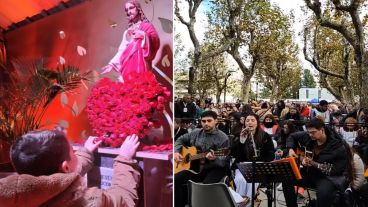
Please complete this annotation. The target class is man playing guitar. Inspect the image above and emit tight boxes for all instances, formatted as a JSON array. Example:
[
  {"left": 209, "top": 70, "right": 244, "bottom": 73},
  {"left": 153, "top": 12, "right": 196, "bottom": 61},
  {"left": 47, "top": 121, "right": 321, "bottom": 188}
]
[
  {"left": 283, "top": 118, "right": 349, "bottom": 207},
  {"left": 174, "top": 111, "right": 230, "bottom": 207}
]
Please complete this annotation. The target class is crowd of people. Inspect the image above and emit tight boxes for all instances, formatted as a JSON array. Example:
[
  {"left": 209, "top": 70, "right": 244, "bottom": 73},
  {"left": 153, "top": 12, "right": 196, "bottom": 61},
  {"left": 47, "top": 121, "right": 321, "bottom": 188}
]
[{"left": 174, "top": 94, "right": 368, "bottom": 207}]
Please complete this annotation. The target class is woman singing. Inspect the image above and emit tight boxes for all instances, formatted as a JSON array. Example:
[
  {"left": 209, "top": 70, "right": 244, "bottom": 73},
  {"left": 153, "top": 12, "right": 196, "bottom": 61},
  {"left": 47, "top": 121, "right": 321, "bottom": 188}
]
[{"left": 230, "top": 113, "right": 275, "bottom": 200}]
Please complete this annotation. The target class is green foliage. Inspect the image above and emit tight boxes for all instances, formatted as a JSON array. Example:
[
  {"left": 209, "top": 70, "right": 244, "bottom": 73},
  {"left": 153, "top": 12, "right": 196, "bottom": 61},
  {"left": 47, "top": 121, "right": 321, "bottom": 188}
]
[
  {"left": 247, "top": 2, "right": 302, "bottom": 100},
  {"left": 302, "top": 69, "right": 316, "bottom": 88},
  {"left": 303, "top": 0, "right": 368, "bottom": 105},
  {"left": 0, "top": 59, "right": 90, "bottom": 143},
  {"left": 176, "top": 0, "right": 301, "bottom": 101},
  {"left": 304, "top": 16, "right": 360, "bottom": 103}
]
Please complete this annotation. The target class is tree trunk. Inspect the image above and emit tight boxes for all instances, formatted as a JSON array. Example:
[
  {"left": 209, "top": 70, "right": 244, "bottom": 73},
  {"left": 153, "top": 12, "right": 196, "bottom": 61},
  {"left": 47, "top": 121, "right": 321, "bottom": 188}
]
[
  {"left": 241, "top": 76, "right": 251, "bottom": 103},
  {"left": 216, "top": 90, "right": 221, "bottom": 104},
  {"left": 270, "top": 83, "right": 278, "bottom": 103},
  {"left": 360, "top": 58, "right": 368, "bottom": 108},
  {"left": 342, "top": 80, "right": 355, "bottom": 105},
  {"left": 188, "top": 66, "right": 195, "bottom": 95}
]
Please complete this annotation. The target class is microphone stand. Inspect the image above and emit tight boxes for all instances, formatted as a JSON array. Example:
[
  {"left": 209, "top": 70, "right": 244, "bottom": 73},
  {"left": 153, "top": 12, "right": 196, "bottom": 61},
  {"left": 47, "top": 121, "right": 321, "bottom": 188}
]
[{"left": 249, "top": 130, "right": 258, "bottom": 207}]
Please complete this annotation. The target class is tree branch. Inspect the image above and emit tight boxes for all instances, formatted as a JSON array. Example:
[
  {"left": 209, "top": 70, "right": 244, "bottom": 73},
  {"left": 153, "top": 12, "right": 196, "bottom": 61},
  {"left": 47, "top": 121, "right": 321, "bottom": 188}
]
[
  {"left": 303, "top": 27, "right": 345, "bottom": 79},
  {"left": 201, "top": 39, "right": 234, "bottom": 60},
  {"left": 331, "top": 0, "right": 352, "bottom": 11},
  {"left": 190, "top": 0, "right": 202, "bottom": 19},
  {"left": 304, "top": 0, "right": 356, "bottom": 47},
  {"left": 343, "top": 41, "right": 350, "bottom": 81},
  {"left": 320, "top": 75, "right": 343, "bottom": 101},
  {"left": 348, "top": 3, "right": 364, "bottom": 64},
  {"left": 174, "top": 0, "right": 189, "bottom": 27}
]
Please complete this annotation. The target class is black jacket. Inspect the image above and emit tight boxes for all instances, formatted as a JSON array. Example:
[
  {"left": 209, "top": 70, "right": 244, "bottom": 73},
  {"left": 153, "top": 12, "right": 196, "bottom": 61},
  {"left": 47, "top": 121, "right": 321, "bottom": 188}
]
[
  {"left": 174, "top": 127, "right": 188, "bottom": 141},
  {"left": 276, "top": 129, "right": 299, "bottom": 157},
  {"left": 286, "top": 128, "right": 349, "bottom": 188},
  {"left": 174, "top": 101, "right": 197, "bottom": 119},
  {"left": 231, "top": 130, "right": 275, "bottom": 169}
]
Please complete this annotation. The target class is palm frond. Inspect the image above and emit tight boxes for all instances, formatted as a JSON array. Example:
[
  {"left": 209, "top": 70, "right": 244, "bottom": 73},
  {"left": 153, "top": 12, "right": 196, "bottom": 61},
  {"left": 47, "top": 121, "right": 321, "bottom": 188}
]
[{"left": 0, "top": 59, "right": 90, "bottom": 143}]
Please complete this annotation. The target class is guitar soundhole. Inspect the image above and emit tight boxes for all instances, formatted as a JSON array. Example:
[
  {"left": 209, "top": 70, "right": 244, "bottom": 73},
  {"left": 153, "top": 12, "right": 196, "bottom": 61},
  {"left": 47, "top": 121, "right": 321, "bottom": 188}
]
[{"left": 184, "top": 154, "right": 190, "bottom": 163}]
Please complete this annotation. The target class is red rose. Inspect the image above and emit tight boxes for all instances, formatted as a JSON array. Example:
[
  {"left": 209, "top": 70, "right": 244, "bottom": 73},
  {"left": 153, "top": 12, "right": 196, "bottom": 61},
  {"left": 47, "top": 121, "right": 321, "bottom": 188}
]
[{"left": 86, "top": 72, "right": 169, "bottom": 148}]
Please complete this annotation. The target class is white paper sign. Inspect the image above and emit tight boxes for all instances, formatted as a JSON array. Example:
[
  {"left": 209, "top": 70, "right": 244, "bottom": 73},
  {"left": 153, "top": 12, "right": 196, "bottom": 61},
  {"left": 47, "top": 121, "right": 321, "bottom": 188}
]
[{"left": 88, "top": 166, "right": 113, "bottom": 190}]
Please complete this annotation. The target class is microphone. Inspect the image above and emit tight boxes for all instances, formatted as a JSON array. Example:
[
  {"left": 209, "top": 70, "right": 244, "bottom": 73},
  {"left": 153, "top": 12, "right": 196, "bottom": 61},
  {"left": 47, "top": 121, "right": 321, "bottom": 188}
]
[
  {"left": 242, "top": 127, "right": 252, "bottom": 133},
  {"left": 248, "top": 127, "right": 258, "bottom": 158}
]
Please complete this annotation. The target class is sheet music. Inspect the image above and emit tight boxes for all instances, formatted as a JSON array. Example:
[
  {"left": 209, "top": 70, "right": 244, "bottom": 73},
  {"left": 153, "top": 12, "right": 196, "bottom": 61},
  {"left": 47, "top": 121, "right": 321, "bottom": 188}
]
[{"left": 228, "top": 187, "right": 244, "bottom": 203}]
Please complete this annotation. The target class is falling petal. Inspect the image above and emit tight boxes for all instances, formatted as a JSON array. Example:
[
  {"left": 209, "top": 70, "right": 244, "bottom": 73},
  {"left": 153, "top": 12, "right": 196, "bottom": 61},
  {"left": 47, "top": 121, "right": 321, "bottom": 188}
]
[
  {"left": 81, "top": 80, "right": 88, "bottom": 90},
  {"left": 59, "top": 56, "right": 65, "bottom": 65},
  {"left": 80, "top": 130, "right": 87, "bottom": 139},
  {"left": 58, "top": 120, "right": 69, "bottom": 129},
  {"left": 108, "top": 19, "right": 117, "bottom": 28},
  {"left": 60, "top": 92, "right": 68, "bottom": 108},
  {"left": 158, "top": 17, "right": 173, "bottom": 33},
  {"left": 77, "top": 46, "right": 87, "bottom": 56},
  {"left": 161, "top": 54, "right": 170, "bottom": 67},
  {"left": 72, "top": 101, "right": 79, "bottom": 116},
  {"left": 150, "top": 167, "right": 158, "bottom": 175},
  {"left": 59, "top": 31, "right": 66, "bottom": 39}
]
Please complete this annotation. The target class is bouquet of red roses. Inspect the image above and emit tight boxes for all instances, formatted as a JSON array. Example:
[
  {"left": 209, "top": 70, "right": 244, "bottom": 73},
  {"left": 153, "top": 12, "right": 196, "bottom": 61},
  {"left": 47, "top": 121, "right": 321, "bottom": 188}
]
[{"left": 86, "top": 72, "right": 170, "bottom": 147}]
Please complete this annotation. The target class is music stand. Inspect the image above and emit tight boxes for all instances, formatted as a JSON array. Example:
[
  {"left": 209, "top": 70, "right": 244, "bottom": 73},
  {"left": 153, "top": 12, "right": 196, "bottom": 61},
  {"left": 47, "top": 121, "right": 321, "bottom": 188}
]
[{"left": 237, "top": 162, "right": 297, "bottom": 207}]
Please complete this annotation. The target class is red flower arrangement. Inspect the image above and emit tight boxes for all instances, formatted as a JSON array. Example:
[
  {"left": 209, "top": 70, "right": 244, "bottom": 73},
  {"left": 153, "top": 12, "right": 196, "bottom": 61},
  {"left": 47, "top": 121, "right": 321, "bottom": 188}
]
[{"left": 86, "top": 72, "right": 171, "bottom": 147}]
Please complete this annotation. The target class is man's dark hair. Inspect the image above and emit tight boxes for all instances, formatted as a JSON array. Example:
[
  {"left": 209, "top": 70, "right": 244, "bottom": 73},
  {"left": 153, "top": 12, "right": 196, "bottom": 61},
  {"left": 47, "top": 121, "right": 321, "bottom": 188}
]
[
  {"left": 201, "top": 110, "right": 217, "bottom": 119},
  {"left": 305, "top": 118, "right": 325, "bottom": 130},
  {"left": 11, "top": 130, "right": 71, "bottom": 176},
  {"left": 319, "top": 100, "right": 329, "bottom": 106}
]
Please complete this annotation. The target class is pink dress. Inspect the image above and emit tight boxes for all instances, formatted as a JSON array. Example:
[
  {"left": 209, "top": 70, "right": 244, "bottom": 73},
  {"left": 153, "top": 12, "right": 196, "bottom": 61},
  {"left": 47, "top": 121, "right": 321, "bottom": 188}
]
[{"left": 109, "top": 22, "right": 160, "bottom": 80}]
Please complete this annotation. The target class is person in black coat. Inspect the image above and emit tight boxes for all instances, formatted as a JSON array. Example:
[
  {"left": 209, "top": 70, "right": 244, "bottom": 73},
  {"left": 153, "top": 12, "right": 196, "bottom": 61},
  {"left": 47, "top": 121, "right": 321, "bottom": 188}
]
[
  {"left": 174, "top": 94, "right": 197, "bottom": 123},
  {"left": 275, "top": 120, "right": 299, "bottom": 159},
  {"left": 283, "top": 118, "right": 349, "bottom": 207}
]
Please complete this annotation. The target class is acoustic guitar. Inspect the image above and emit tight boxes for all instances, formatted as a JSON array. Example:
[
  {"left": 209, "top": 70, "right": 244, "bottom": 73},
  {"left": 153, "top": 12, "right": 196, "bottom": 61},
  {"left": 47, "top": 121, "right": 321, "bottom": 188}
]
[
  {"left": 174, "top": 146, "right": 230, "bottom": 174},
  {"left": 297, "top": 147, "right": 333, "bottom": 175}
]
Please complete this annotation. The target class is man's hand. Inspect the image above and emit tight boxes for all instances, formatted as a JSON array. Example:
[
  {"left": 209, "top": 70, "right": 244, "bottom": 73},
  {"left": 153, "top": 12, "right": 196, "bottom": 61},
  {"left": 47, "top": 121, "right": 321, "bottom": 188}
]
[
  {"left": 288, "top": 149, "right": 298, "bottom": 158},
  {"left": 174, "top": 153, "right": 183, "bottom": 162},
  {"left": 119, "top": 134, "right": 140, "bottom": 161},
  {"left": 84, "top": 136, "right": 102, "bottom": 153},
  {"left": 275, "top": 149, "right": 283, "bottom": 157},
  {"left": 302, "top": 157, "right": 312, "bottom": 167},
  {"left": 206, "top": 150, "right": 216, "bottom": 160}
]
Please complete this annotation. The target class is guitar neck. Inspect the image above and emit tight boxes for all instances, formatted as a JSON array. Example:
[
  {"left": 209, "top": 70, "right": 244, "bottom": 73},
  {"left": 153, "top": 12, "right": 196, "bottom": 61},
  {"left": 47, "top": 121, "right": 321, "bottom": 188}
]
[
  {"left": 310, "top": 160, "right": 322, "bottom": 168},
  {"left": 309, "top": 160, "right": 333, "bottom": 175},
  {"left": 190, "top": 152, "right": 208, "bottom": 160},
  {"left": 190, "top": 149, "right": 229, "bottom": 161}
]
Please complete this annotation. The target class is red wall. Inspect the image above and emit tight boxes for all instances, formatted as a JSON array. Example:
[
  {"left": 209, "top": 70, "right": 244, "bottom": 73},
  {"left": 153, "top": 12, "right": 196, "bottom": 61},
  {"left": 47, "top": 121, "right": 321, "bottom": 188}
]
[{"left": 4, "top": 0, "right": 173, "bottom": 143}]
